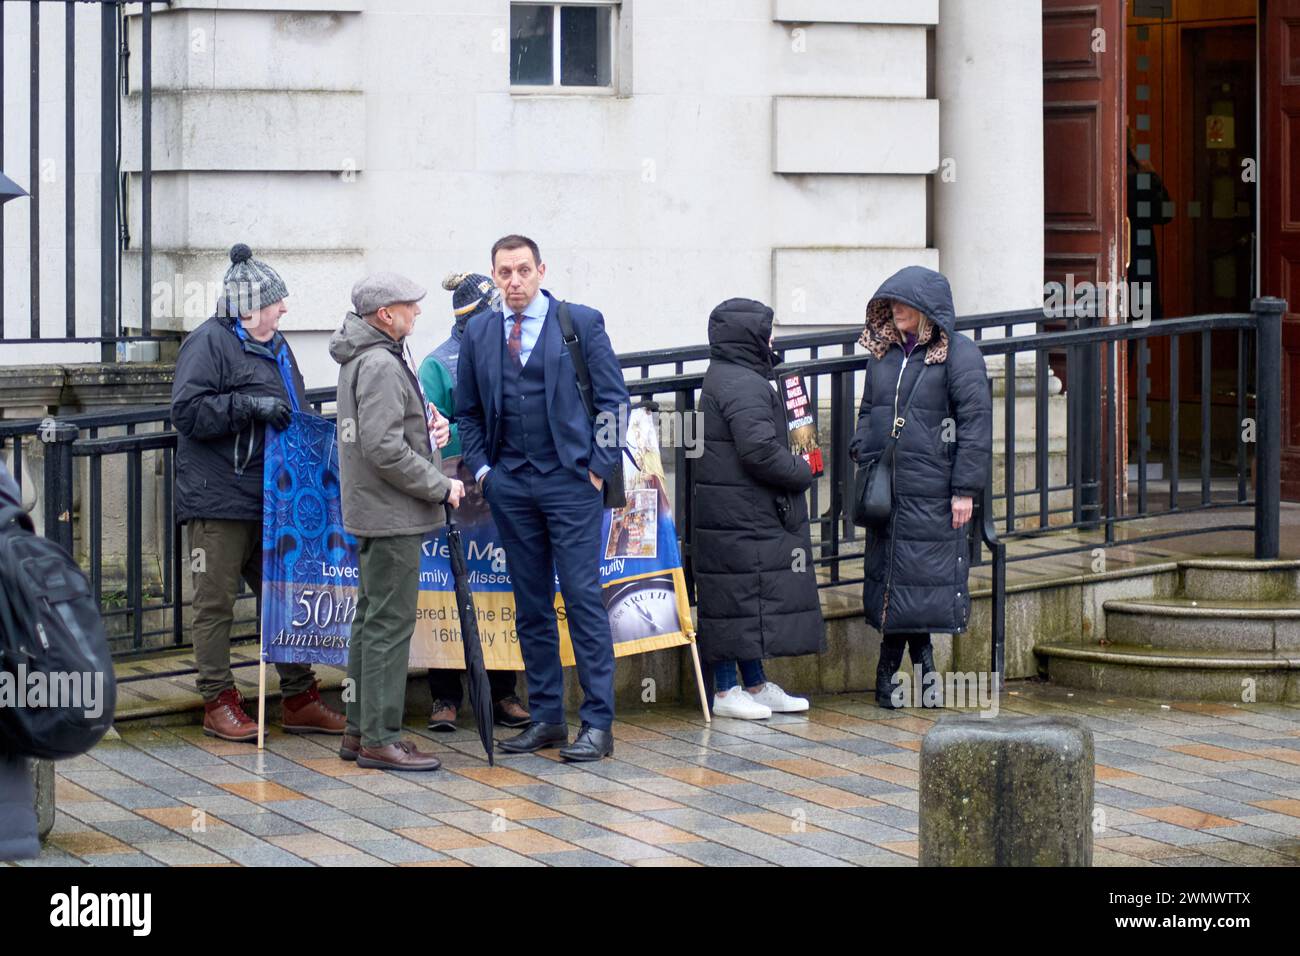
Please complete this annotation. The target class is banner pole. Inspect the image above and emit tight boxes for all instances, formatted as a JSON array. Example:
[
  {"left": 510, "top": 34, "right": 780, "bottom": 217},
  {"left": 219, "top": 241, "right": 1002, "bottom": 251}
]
[
  {"left": 257, "top": 652, "right": 267, "bottom": 751},
  {"left": 687, "top": 636, "right": 710, "bottom": 724}
]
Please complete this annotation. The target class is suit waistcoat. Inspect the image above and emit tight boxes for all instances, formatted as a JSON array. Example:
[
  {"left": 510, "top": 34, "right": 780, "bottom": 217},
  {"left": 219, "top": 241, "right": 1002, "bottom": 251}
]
[{"left": 499, "top": 329, "right": 562, "bottom": 473}]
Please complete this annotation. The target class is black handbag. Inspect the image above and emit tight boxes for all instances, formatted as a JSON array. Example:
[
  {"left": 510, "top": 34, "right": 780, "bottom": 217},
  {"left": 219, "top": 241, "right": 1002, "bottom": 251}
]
[
  {"left": 852, "top": 363, "right": 928, "bottom": 530},
  {"left": 557, "top": 301, "right": 627, "bottom": 509}
]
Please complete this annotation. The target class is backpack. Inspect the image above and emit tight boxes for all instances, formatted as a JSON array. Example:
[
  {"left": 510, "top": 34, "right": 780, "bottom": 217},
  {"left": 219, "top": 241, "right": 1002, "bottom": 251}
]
[{"left": 0, "top": 502, "right": 117, "bottom": 759}]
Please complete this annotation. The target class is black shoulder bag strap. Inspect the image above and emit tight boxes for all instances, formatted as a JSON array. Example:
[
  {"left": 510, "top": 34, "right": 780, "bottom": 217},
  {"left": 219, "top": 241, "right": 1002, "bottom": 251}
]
[
  {"left": 891, "top": 361, "right": 929, "bottom": 440},
  {"left": 557, "top": 302, "right": 627, "bottom": 508},
  {"left": 853, "top": 360, "right": 928, "bottom": 528},
  {"left": 557, "top": 301, "right": 597, "bottom": 420}
]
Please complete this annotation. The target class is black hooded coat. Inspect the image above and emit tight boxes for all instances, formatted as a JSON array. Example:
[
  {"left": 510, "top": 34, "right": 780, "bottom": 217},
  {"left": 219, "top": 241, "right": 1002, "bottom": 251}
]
[
  {"left": 692, "top": 299, "right": 826, "bottom": 665},
  {"left": 849, "top": 267, "right": 993, "bottom": 635}
]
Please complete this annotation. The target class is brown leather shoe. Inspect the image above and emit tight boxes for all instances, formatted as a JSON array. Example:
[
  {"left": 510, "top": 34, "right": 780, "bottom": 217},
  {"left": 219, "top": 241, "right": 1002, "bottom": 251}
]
[
  {"left": 427, "top": 701, "right": 458, "bottom": 732},
  {"left": 339, "top": 733, "right": 361, "bottom": 761},
  {"left": 203, "top": 688, "right": 258, "bottom": 742},
  {"left": 281, "top": 681, "right": 346, "bottom": 735},
  {"left": 355, "top": 740, "right": 442, "bottom": 772},
  {"left": 494, "top": 695, "right": 531, "bottom": 728}
]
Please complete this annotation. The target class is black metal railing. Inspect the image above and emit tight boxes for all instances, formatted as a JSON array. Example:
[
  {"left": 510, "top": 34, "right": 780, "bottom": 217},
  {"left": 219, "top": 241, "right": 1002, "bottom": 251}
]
[
  {"left": 1, "top": 0, "right": 167, "bottom": 359},
  {"left": 1, "top": 298, "right": 1286, "bottom": 682}
]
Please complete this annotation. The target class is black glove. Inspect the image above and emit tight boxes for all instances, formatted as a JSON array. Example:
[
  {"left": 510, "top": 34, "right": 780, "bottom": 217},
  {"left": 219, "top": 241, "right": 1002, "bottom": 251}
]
[{"left": 238, "top": 394, "right": 292, "bottom": 431}]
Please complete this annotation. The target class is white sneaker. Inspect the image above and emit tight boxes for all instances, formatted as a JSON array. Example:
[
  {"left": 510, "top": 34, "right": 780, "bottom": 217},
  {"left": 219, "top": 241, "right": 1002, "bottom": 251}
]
[
  {"left": 748, "top": 682, "right": 809, "bottom": 713},
  {"left": 712, "top": 688, "right": 772, "bottom": 720}
]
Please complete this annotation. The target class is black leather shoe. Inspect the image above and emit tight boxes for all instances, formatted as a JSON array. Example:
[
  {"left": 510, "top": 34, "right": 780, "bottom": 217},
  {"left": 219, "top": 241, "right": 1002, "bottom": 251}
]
[
  {"left": 497, "top": 721, "right": 568, "bottom": 754},
  {"left": 559, "top": 724, "right": 614, "bottom": 762}
]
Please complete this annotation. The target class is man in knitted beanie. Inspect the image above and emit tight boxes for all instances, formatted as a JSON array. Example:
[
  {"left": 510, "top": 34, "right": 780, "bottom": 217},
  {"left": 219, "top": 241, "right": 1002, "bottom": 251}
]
[
  {"left": 171, "top": 243, "right": 347, "bottom": 741},
  {"left": 419, "top": 272, "right": 530, "bottom": 733}
]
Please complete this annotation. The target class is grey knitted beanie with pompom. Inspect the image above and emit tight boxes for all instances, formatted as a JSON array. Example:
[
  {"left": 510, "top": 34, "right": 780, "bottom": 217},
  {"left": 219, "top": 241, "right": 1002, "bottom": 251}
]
[{"left": 219, "top": 242, "right": 289, "bottom": 318}]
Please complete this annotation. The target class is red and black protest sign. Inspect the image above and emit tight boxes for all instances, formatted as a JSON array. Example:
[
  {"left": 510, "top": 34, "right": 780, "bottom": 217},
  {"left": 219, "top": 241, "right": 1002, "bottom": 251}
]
[{"left": 781, "top": 374, "right": 823, "bottom": 478}]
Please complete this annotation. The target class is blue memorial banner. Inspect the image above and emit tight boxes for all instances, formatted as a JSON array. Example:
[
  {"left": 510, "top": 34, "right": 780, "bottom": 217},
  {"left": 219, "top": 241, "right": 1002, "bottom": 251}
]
[
  {"left": 261, "top": 407, "right": 695, "bottom": 670},
  {"left": 261, "top": 413, "right": 358, "bottom": 667}
]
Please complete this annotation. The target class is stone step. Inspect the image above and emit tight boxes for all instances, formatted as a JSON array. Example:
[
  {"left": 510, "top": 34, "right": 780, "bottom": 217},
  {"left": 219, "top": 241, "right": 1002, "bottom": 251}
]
[
  {"left": 1177, "top": 558, "right": 1300, "bottom": 602},
  {"left": 1103, "top": 597, "right": 1300, "bottom": 651},
  {"left": 1036, "top": 643, "right": 1300, "bottom": 702}
]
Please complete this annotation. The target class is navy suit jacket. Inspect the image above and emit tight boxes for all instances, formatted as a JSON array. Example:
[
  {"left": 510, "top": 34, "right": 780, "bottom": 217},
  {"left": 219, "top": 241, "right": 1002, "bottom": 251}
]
[{"left": 456, "top": 290, "right": 630, "bottom": 483}]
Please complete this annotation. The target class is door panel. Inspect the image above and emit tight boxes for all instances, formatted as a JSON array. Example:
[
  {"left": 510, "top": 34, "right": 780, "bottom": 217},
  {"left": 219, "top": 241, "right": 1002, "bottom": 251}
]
[
  {"left": 1045, "top": 0, "right": 1128, "bottom": 497},
  {"left": 1263, "top": 0, "right": 1300, "bottom": 498}
]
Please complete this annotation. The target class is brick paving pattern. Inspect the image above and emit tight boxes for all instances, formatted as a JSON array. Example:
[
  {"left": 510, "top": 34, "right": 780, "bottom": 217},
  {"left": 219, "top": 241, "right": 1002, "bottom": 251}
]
[{"left": 13, "top": 683, "right": 1300, "bottom": 867}]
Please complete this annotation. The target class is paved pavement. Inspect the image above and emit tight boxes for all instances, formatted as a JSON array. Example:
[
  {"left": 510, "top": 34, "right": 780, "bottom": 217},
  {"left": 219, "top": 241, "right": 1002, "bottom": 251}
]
[{"left": 13, "top": 683, "right": 1300, "bottom": 867}]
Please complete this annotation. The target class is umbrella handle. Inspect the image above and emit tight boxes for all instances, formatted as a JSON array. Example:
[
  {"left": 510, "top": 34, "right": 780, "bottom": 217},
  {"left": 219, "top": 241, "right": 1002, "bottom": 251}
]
[{"left": 444, "top": 503, "right": 455, "bottom": 527}]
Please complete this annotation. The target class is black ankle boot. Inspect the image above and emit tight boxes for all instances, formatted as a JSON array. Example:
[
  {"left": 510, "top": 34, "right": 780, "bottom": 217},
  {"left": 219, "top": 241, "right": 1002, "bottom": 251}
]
[
  {"left": 911, "top": 642, "right": 944, "bottom": 708},
  {"left": 875, "top": 641, "right": 906, "bottom": 709}
]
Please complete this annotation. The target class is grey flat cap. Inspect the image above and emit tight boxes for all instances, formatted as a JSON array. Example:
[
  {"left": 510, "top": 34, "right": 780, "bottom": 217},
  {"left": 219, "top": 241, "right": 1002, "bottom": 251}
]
[{"left": 351, "top": 271, "right": 427, "bottom": 315}]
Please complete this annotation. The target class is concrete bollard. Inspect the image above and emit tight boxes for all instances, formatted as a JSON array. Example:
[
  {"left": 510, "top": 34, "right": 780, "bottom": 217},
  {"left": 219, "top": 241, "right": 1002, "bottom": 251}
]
[
  {"left": 919, "top": 714, "right": 1093, "bottom": 866},
  {"left": 33, "top": 759, "right": 55, "bottom": 841}
]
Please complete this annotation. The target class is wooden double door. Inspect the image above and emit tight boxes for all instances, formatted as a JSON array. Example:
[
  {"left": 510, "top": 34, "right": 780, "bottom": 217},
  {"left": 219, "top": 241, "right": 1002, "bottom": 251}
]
[
  {"left": 1263, "top": 0, "right": 1300, "bottom": 499},
  {"left": 1042, "top": 0, "right": 1300, "bottom": 499}
]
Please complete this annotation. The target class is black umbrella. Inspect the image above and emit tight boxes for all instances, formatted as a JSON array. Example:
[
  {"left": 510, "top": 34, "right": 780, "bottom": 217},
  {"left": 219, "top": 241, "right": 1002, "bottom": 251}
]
[
  {"left": 0, "top": 172, "right": 28, "bottom": 204},
  {"left": 444, "top": 504, "right": 495, "bottom": 766}
]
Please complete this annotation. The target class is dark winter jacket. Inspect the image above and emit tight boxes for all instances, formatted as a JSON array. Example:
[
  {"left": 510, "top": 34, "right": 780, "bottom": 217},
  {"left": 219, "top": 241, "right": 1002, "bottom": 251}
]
[
  {"left": 171, "top": 315, "right": 308, "bottom": 524},
  {"left": 0, "top": 462, "right": 38, "bottom": 861},
  {"left": 693, "top": 298, "right": 826, "bottom": 665},
  {"left": 850, "top": 267, "right": 992, "bottom": 635}
]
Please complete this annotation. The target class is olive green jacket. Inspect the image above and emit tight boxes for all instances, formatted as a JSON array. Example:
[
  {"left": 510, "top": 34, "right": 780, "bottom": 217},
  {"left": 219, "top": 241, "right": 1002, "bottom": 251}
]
[{"left": 329, "top": 312, "right": 453, "bottom": 538}]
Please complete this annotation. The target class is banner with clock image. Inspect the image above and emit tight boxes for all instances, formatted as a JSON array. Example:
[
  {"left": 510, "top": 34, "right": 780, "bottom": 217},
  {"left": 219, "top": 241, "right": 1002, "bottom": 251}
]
[{"left": 260, "top": 407, "right": 697, "bottom": 675}]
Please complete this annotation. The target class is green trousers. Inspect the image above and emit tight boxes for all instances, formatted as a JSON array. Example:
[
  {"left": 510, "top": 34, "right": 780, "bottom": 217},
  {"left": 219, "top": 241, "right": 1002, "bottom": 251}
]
[
  {"left": 188, "top": 518, "right": 315, "bottom": 703},
  {"left": 346, "top": 533, "right": 422, "bottom": 748}
]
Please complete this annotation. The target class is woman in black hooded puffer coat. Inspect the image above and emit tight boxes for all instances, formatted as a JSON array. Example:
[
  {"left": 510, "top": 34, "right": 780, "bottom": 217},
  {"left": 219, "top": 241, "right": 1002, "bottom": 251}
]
[
  {"left": 850, "top": 267, "right": 992, "bottom": 709},
  {"left": 693, "top": 299, "right": 826, "bottom": 719}
]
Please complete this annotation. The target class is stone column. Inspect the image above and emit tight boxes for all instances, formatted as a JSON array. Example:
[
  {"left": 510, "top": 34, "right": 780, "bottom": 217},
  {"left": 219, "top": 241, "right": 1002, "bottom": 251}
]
[
  {"left": 936, "top": 1, "right": 1067, "bottom": 529},
  {"left": 934, "top": 0, "right": 1044, "bottom": 326}
]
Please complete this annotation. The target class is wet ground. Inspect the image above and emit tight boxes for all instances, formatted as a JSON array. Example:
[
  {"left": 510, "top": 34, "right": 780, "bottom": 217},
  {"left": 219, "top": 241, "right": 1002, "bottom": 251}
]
[{"left": 14, "top": 682, "right": 1300, "bottom": 867}]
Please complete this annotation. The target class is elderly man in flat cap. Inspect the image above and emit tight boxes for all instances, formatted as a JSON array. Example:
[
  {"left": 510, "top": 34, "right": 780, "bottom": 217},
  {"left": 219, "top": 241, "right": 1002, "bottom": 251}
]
[{"left": 330, "top": 272, "right": 464, "bottom": 771}]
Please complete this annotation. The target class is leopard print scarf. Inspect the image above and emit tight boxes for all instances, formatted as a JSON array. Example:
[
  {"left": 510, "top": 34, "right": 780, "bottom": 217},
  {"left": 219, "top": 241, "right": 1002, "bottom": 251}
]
[{"left": 857, "top": 297, "right": 949, "bottom": 365}]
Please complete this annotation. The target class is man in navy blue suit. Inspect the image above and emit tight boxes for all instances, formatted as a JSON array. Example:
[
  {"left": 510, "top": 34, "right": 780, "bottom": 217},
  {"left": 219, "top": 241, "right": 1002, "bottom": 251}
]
[{"left": 456, "top": 235, "right": 629, "bottom": 762}]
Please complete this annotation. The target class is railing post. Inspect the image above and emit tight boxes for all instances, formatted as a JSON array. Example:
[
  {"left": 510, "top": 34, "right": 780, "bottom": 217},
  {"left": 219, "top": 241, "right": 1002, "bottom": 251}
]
[
  {"left": 29, "top": 2, "right": 40, "bottom": 339},
  {"left": 991, "top": 539, "right": 1006, "bottom": 684},
  {"left": 41, "top": 421, "right": 78, "bottom": 555},
  {"left": 981, "top": 446, "right": 1006, "bottom": 683},
  {"left": 1076, "top": 322, "right": 1101, "bottom": 527},
  {"left": 100, "top": 1, "right": 119, "bottom": 363},
  {"left": 65, "top": 1, "right": 77, "bottom": 339},
  {"left": 1254, "top": 296, "right": 1285, "bottom": 560},
  {"left": 141, "top": 0, "right": 153, "bottom": 337}
]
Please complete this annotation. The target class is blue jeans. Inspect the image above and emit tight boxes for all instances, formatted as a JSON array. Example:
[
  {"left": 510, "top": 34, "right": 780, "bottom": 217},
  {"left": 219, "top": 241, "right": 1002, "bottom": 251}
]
[{"left": 715, "top": 659, "right": 766, "bottom": 692}]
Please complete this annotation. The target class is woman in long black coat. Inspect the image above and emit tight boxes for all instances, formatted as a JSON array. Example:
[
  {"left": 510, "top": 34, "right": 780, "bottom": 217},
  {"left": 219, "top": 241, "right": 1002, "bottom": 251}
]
[
  {"left": 694, "top": 299, "right": 826, "bottom": 720},
  {"left": 850, "top": 267, "right": 992, "bottom": 709}
]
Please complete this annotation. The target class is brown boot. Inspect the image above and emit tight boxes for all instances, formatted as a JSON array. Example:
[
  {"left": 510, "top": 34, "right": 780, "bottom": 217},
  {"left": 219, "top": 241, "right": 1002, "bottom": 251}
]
[
  {"left": 339, "top": 733, "right": 361, "bottom": 761},
  {"left": 494, "top": 695, "right": 531, "bottom": 728},
  {"left": 427, "top": 700, "right": 458, "bottom": 733},
  {"left": 281, "top": 682, "right": 347, "bottom": 735},
  {"left": 356, "top": 740, "right": 441, "bottom": 772},
  {"left": 203, "top": 688, "right": 258, "bottom": 742}
]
